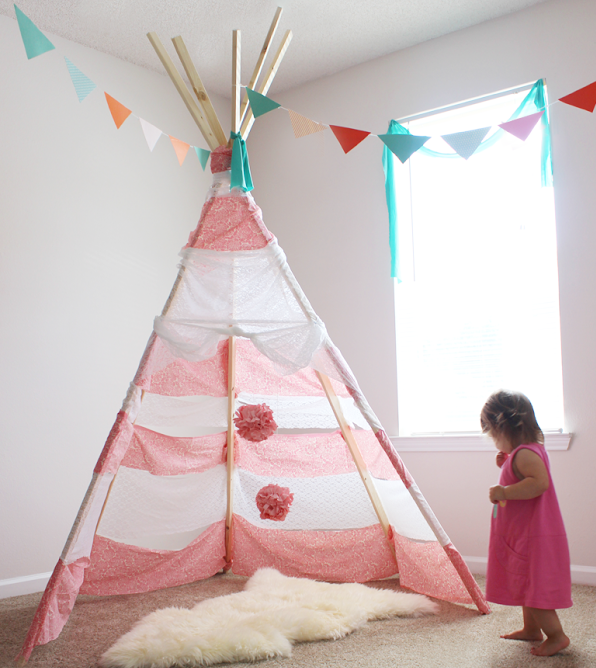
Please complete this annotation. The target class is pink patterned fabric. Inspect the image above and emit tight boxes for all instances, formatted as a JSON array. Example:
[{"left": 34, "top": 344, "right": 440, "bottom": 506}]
[
  {"left": 444, "top": 543, "right": 490, "bottom": 614},
  {"left": 121, "top": 426, "right": 226, "bottom": 475},
  {"left": 93, "top": 411, "right": 134, "bottom": 475},
  {"left": 255, "top": 484, "right": 294, "bottom": 521},
  {"left": 232, "top": 515, "right": 397, "bottom": 582},
  {"left": 391, "top": 532, "right": 476, "bottom": 605},
  {"left": 234, "top": 403, "right": 277, "bottom": 442},
  {"left": 236, "top": 339, "right": 350, "bottom": 397},
  {"left": 237, "top": 430, "right": 398, "bottom": 479},
  {"left": 210, "top": 146, "right": 233, "bottom": 173},
  {"left": 185, "top": 195, "right": 273, "bottom": 251},
  {"left": 80, "top": 521, "right": 226, "bottom": 596},
  {"left": 17, "top": 557, "right": 89, "bottom": 663},
  {"left": 373, "top": 429, "right": 415, "bottom": 488}
]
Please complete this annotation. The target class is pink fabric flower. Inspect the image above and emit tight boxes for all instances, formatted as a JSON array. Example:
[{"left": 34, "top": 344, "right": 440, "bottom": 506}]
[
  {"left": 255, "top": 484, "right": 294, "bottom": 521},
  {"left": 234, "top": 403, "right": 277, "bottom": 442}
]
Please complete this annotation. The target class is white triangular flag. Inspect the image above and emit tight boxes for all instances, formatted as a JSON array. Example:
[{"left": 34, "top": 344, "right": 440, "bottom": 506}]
[{"left": 140, "top": 119, "right": 162, "bottom": 152}]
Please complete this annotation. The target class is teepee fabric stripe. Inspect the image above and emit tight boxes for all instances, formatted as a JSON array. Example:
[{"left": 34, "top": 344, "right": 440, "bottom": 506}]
[{"left": 288, "top": 109, "right": 327, "bottom": 138}]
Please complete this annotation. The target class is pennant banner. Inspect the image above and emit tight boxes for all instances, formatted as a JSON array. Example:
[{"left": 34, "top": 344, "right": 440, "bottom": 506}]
[
  {"left": 499, "top": 110, "right": 544, "bottom": 141},
  {"left": 559, "top": 81, "right": 596, "bottom": 113},
  {"left": 379, "top": 133, "right": 430, "bottom": 164},
  {"left": 169, "top": 136, "right": 190, "bottom": 166},
  {"left": 105, "top": 93, "right": 131, "bottom": 129},
  {"left": 329, "top": 125, "right": 371, "bottom": 154},
  {"left": 140, "top": 119, "right": 162, "bottom": 151},
  {"left": 15, "top": 5, "right": 55, "bottom": 60},
  {"left": 246, "top": 88, "right": 281, "bottom": 118},
  {"left": 64, "top": 57, "right": 96, "bottom": 103},
  {"left": 230, "top": 132, "right": 254, "bottom": 192},
  {"left": 288, "top": 109, "right": 327, "bottom": 138},
  {"left": 194, "top": 147, "right": 211, "bottom": 171},
  {"left": 441, "top": 126, "right": 491, "bottom": 160}
]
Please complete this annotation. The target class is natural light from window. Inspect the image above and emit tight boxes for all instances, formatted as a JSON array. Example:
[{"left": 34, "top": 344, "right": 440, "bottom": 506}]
[{"left": 393, "top": 87, "right": 564, "bottom": 437}]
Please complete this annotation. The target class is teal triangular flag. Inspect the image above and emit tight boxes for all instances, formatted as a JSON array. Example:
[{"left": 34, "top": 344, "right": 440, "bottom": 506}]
[
  {"left": 441, "top": 126, "right": 491, "bottom": 160},
  {"left": 194, "top": 147, "right": 210, "bottom": 171},
  {"left": 64, "top": 58, "right": 97, "bottom": 102},
  {"left": 14, "top": 5, "right": 55, "bottom": 59},
  {"left": 246, "top": 87, "right": 281, "bottom": 118},
  {"left": 379, "top": 133, "right": 430, "bottom": 164},
  {"left": 230, "top": 132, "right": 254, "bottom": 192}
]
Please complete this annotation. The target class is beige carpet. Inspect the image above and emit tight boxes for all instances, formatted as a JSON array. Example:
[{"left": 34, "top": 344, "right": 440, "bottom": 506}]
[{"left": 1, "top": 575, "right": 595, "bottom": 668}]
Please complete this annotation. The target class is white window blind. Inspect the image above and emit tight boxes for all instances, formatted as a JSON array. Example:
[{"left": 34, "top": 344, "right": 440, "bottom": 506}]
[{"left": 393, "top": 88, "right": 564, "bottom": 436}]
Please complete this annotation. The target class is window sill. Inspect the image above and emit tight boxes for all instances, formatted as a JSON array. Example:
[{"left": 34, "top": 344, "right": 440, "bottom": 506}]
[{"left": 389, "top": 432, "right": 571, "bottom": 452}]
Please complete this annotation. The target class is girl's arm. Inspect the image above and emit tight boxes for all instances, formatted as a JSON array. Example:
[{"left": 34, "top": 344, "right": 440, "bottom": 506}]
[{"left": 489, "top": 448, "right": 550, "bottom": 503}]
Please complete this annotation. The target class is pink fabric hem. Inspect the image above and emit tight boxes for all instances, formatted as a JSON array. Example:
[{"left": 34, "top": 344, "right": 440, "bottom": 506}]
[
  {"left": 231, "top": 515, "right": 397, "bottom": 582},
  {"left": 80, "top": 521, "right": 226, "bottom": 596},
  {"left": 94, "top": 411, "right": 134, "bottom": 475},
  {"left": 443, "top": 543, "right": 490, "bottom": 613},
  {"left": 17, "top": 557, "right": 89, "bottom": 663}
]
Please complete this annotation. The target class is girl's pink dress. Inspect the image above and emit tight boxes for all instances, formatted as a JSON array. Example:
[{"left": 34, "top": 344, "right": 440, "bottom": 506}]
[{"left": 486, "top": 443, "right": 572, "bottom": 609}]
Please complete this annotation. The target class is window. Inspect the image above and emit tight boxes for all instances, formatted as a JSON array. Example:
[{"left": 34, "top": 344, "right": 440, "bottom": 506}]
[{"left": 389, "top": 83, "right": 564, "bottom": 438}]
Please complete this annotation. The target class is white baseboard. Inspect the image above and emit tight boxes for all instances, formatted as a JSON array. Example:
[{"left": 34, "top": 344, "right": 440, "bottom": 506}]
[
  {"left": 0, "top": 572, "right": 52, "bottom": 600},
  {"left": 463, "top": 556, "right": 596, "bottom": 587}
]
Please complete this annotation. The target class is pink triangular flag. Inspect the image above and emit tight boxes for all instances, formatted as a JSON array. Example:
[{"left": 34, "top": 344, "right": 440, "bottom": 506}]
[
  {"left": 169, "top": 136, "right": 190, "bottom": 165},
  {"left": 140, "top": 119, "right": 162, "bottom": 151},
  {"left": 499, "top": 111, "right": 544, "bottom": 141},
  {"left": 288, "top": 109, "right": 327, "bottom": 138}
]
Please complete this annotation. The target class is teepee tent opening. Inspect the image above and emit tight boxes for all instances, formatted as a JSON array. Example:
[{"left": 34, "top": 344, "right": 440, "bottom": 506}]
[{"left": 18, "top": 10, "right": 488, "bottom": 664}]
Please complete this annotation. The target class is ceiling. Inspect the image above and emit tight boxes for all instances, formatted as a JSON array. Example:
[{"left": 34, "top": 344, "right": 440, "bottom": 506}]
[{"left": 1, "top": 0, "right": 547, "bottom": 98}]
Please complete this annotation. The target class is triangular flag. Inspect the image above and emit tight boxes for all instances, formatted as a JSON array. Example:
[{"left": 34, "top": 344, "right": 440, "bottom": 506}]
[
  {"left": 64, "top": 57, "right": 97, "bottom": 102},
  {"left": 378, "top": 133, "right": 430, "bottom": 164},
  {"left": 14, "top": 5, "right": 55, "bottom": 59},
  {"left": 441, "top": 126, "right": 491, "bottom": 160},
  {"left": 139, "top": 119, "right": 162, "bottom": 152},
  {"left": 288, "top": 109, "right": 327, "bottom": 138},
  {"left": 499, "top": 111, "right": 544, "bottom": 141},
  {"left": 559, "top": 81, "right": 596, "bottom": 112},
  {"left": 194, "top": 147, "right": 211, "bottom": 171},
  {"left": 169, "top": 136, "right": 190, "bottom": 166},
  {"left": 105, "top": 93, "right": 132, "bottom": 129},
  {"left": 246, "top": 88, "right": 281, "bottom": 118},
  {"left": 329, "top": 125, "right": 371, "bottom": 154}
]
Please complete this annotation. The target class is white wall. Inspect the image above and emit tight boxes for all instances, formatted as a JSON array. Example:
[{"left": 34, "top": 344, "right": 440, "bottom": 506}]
[
  {"left": 2, "top": 0, "right": 596, "bottom": 596},
  {"left": 0, "top": 14, "right": 226, "bottom": 588},
  {"left": 247, "top": 0, "right": 596, "bottom": 581}
]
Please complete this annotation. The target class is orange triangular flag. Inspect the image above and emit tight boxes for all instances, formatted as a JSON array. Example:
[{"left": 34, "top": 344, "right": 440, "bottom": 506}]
[
  {"left": 105, "top": 93, "right": 132, "bottom": 129},
  {"left": 169, "top": 136, "right": 190, "bottom": 165},
  {"left": 329, "top": 125, "right": 371, "bottom": 153},
  {"left": 288, "top": 109, "right": 327, "bottom": 138},
  {"left": 559, "top": 81, "right": 596, "bottom": 112}
]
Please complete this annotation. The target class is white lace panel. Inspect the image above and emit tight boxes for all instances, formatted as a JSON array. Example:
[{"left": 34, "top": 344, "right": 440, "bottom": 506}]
[
  {"left": 96, "top": 465, "right": 227, "bottom": 542},
  {"left": 233, "top": 469, "right": 379, "bottom": 530},
  {"left": 116, "top": 526, "right": 212, "bottom": 552}
]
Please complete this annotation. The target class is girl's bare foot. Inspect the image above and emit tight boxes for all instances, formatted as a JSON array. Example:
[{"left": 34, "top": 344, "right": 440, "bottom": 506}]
[
  {"left": 501, "top": 629, "right": 543, "bottom": 641},
  {"left": 530, "top": 633, "right": 570, "bottom": 656}
]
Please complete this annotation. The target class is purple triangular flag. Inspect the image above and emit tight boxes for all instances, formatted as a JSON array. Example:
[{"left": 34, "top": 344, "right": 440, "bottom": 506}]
[{"left": 499, "top": 111, "right": 544, "bottom": 141}]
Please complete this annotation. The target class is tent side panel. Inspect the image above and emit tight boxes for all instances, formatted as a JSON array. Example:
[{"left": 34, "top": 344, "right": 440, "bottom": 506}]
[
  {"left": 79, "top": 520, "right": 226, "bottom": 596},
  {"left": 231, "top": 515, "right": 396, "bottom": 582},
  {"left": 16, "top": 557, "right": 88, "bottom": 664}
]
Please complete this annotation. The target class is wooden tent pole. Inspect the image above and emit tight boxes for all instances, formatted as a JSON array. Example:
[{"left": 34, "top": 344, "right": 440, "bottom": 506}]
[
  {"left": 171, "top": 36, "right": 227, "bottom": 147},
  {"left": 225, "top": 335, "right": 237, "bottom": 567},
  {"left": 231, "top": 30, "right": 241, "bottom": 143},
  {"left": 316, "top": 371, "right": 398, "bottom": 563},
  {"left": 241, "top": 29, "right": 293, "bottom": 139},
  {"left": 147, "top": 32, "right": 219, "bottom": 150},
  {"left": 238, "top": 7, "right": 283, "bottom": 129}
]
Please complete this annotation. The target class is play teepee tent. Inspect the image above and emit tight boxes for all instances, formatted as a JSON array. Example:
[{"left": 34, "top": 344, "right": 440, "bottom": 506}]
[{"left": 19, "top": 11, "right": 489, "bottom": 664}]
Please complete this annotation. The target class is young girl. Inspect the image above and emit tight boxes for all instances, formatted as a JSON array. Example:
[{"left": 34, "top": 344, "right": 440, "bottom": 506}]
[{"left": 481, "top": 390, "right": 572, "bottom": 657}]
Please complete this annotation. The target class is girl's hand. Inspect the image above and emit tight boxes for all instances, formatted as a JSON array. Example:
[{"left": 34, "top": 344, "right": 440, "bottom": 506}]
[
  {"left": 489, "top": 485, "right": 507, "bottom": 503},
  {"left": 496, "top": 452, "right": 509, "bottom": 468}
]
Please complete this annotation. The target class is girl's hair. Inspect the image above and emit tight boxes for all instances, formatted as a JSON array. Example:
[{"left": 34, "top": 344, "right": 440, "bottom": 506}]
[{"left": 480, "top": 390, "right": 544, "bottom": 447}]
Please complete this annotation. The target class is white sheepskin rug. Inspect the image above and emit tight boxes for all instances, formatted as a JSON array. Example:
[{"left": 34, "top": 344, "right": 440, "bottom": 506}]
[{"left": 100, "top": 568, "right": 438, "bottom": 668}]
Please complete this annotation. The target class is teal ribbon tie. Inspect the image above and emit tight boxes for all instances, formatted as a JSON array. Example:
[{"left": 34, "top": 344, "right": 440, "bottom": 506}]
[{"left": 230, "top": 132, "right": 254, "bottom": 192}]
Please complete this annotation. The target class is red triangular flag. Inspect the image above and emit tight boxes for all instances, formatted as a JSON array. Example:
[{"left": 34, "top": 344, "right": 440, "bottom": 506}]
[
  {"left": 169, "top": 136, "right": 190, "bottom": 165},
  {"left": 329, "top": 125, "right": 371, "bottom": 154},
  {"left": 105, "top": 93, "right": 132, "bottom": 129},
  {"left": 499, "top": 111, "right": 544, "bottom": 141},
  {"left": 559, "top": 81, "right": 596, "bottom": 113}
]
